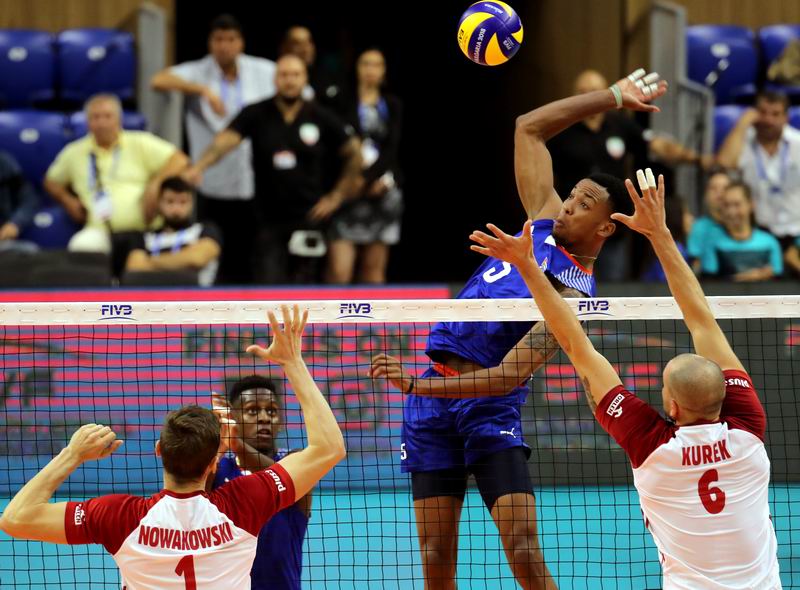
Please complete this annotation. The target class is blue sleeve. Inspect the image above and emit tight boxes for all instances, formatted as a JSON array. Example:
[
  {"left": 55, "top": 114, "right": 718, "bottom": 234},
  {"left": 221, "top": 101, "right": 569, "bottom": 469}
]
[{"left": 769, "top": 236, "right": 784, "bottom": 275}]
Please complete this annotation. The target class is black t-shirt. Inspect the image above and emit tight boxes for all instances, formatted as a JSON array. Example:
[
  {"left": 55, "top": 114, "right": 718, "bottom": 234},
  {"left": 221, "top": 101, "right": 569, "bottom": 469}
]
[
  {"left": 228, "top": 98, "right": 351, "bottom": 224},
  {"left": 133, "top": 222, "right": 222, "bottom": 254},
  {"left": 547, "top": 111, "right": 648, "bottom": 198}
]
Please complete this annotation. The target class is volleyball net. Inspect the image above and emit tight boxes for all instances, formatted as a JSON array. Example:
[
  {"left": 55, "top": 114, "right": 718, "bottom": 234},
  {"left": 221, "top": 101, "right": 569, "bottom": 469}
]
[{"left": 0, "top": 296, "right": 798, "bottom": 589}]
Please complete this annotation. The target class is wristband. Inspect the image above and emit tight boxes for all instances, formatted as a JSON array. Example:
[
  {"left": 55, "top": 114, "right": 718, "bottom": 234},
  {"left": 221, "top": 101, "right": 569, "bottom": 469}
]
[
  {"left": 405, "top": 378, "right": 415, "bottom": 394},
  {"left": 609, "top": 85, "right": 623, "bottom": 109}
]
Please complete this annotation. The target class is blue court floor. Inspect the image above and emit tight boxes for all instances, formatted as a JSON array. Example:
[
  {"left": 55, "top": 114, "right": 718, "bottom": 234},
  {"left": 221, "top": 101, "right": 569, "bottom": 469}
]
[{"left": 1, "top": 485, "right": 798, "bottom": 589}]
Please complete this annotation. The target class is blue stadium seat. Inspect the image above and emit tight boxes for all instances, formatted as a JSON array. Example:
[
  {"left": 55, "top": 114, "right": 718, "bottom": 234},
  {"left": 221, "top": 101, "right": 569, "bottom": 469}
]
[
  {"left": 68, "top": 110, "right": 147, "bottom": 138},
  {"left": 0, "top": 110, "right": 68, "bottom": 187},
  {"left": 759, "top": 25, "right": 800, "bottom": 99},
  {"left": 789, "top": 106, "right": 800, "bottom": 131},
  {"left": 18, "top": 204, "right": 79, "bottom": 249},
  {"left": 687, "top": 25, "right": 758, "bottom": 105},
  {"left": 56, "top": 28, "right": 135, "bottom": 102},
  {"left": 713, "top": 104, "right": 747, "bottom": 152},
  {"left": 0, "top": 30, "right": 56, "bottom": 107}
]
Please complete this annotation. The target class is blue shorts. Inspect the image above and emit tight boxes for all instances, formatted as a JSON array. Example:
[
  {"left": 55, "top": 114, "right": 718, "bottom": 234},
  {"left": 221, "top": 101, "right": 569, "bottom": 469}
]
[{"left": 401, "top": 367, "right": 530, "bottom": 473}]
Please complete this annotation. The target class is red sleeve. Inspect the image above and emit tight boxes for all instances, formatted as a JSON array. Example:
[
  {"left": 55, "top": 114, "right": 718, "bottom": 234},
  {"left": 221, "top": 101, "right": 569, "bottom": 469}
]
[
  {"left": 64, "top": 494, "right": 151, "bottom": 555},
  {"left": 720, "top": 369, "right": 766, "bottom": 441},
  {"left": 595, "top": 386, "right": 676, "bottom": 468},
  {"left": 208, "top": 463, "right": 296, "bottom": 537}
]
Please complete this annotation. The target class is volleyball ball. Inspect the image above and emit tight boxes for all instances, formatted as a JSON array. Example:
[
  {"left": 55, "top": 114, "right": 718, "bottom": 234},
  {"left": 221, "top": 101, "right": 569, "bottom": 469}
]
[{"left": 457, "top": 1, "right": 523, "bottom": 66}]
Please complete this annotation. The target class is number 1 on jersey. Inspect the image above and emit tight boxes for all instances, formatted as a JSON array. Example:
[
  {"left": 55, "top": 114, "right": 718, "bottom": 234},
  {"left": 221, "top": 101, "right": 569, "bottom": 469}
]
[{"left": 176, "top": 555, "right": 197, "bottom": 590}]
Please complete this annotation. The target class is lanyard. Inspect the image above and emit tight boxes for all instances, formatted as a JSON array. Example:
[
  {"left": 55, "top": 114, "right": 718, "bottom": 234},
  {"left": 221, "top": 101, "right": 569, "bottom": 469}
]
[
  {"left": 357, "top": 97, "right": 388, "bottom": 131},
  {"left": 220, "top": 75, "right": 244, "bottom": 111},
  {"left": 752, "top": 139, "right": 789, "bottom": 196},
  {"left": 88, "top": 147, "right": 121, "bottom": 192},
  {"left": 151, "top": 229, "right": 189, "bottom": 256}
]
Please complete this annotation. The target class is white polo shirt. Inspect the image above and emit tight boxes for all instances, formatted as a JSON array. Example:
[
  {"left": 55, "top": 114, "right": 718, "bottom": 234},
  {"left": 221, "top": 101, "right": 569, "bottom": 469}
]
[
  {"left": 739, "top": 125, "right": 800, "bottom": 238},
  {"left": 171, "top": 54, "right": 276, "bottom": 200}
]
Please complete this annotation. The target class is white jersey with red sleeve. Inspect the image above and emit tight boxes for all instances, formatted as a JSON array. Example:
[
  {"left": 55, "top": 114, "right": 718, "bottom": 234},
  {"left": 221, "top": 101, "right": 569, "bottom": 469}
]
[
  {"left": 64, "top": 464, "right": 295, "bottom": 590},
  {"left": 596, "top": 369, "right": 781, "bottom": 590}
]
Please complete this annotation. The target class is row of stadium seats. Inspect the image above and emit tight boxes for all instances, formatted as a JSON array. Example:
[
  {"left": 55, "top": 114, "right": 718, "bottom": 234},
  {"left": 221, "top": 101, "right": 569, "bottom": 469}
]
[
  {"left": 0, "top": 28, "right": 135, "bottom": 107},
  {"left": 713, "top": 104, "right": 800, "bottom": 151},
  {"left": 687, "top": 24, "right": 800, "bottom": 104}
]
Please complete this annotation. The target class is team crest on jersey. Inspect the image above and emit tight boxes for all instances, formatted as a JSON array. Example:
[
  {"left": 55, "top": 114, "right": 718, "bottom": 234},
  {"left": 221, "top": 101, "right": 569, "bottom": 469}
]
[
  {"left": 299, "top": 123, "right": 320, "bottom": 146},
  {"left": 606, "top": 393, "right": 624, "bottom": 418},
  {"left": 539, "top": 257, "right": 548, "bottom": 272},
  {"left": 73, "top": 503, "right": 85, "bottom": 526}
]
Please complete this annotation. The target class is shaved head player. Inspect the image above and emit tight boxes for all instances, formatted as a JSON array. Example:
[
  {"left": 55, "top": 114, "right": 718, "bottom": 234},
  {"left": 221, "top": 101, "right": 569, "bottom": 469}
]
[{"left": 470, "top": 170, "right": 780, "bottom": 589}]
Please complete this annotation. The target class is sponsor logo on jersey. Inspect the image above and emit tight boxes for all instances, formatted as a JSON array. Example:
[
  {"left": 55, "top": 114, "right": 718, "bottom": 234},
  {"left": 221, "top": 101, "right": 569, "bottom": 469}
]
[
  {"left": 606, "top": 393, "right": 624, "bottom": 418},
  {"left": 499, "top": 427, "right": 517, "bottom": 438},
  {"left": 73, "top": 503, "right": 85, "bottom": 526},
  {"left": 266, "top": 469, "right": 287, "bottom": 492},
  {"left": 725, "top": 377, "right": 751, "bottom": 389}
]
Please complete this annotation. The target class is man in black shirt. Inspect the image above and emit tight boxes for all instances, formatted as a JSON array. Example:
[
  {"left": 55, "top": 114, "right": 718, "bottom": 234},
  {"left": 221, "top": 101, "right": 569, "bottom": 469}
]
[
  {"left": 186, "top": 54, "right": 361, "bottom": 284},
  {"left": 548, "top": 70, "right": 701, "bottom": 280}
]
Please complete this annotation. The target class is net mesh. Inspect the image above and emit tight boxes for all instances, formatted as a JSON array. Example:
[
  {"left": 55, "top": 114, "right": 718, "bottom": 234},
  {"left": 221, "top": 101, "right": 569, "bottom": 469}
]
[{"left": 0, "top": 297, "right": 798, "bottom": 589}]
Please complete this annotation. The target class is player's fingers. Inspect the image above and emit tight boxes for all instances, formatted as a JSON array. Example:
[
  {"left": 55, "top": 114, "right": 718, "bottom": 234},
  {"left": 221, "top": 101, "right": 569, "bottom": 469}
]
[
  {"left": 645, "top": 168, "right": 657, "bottom": 200},
  {"left": 281, "top": 305, "right": 291, "bottom": 332},
  {"left": 470, "top": 244, "right": 491, "bottom": 256},
  {"left": 642, "top": 72, "right": 660, "bottom": 85},
  {"left": 625, "top": 178, "right": 643, "bottom": 205},
  {"left": 485, "top": 223, "right": 508, "bottom": 240},
  {"left": 658, "top": 174, "right": 666, "bottom": 201},
  {"left": 266, "top": 310, "right": 280, "bottom": 337},
  {"left": 627, "top": 68, "right": 645, "bottom": 83},
  {"left": 298, "top": 308, "right": 309, "bottom": 335},
  {"left": 246, "top": 344, "right": 268, "bottom": 358},
  {"left": 610, "top": 213, "right": 634, "bottom": 228},
  {"left": 469, "top": 230, "right": 497, "bottom": 246}
]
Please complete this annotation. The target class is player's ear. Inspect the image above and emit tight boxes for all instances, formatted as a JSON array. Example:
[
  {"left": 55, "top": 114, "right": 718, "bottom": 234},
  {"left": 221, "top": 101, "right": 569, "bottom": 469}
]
[
  {"left": 669, "top": 399, "right": 680, "bottom": 422},
  {"left": 155, "top": 440, "right": 162, "bottom": 457},
  {"left": 597, "top": 220, "right": 616, "bottom": 238}
]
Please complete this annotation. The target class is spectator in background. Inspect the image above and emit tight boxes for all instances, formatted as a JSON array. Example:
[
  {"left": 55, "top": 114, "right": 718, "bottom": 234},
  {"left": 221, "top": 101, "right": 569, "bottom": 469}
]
[
  {"left": 686, "top": 169, "right": 731, "bottom": 271},
  {"left": 280, "top": 26, "right": 342, "bottom": 106},
  {"left": 699, "top": 181, "right": 783, "bottom": 282},
  {"left": 151, "top": 14, "right": 276, "bottom": 284},
  {"left": 185, "top": 54, "right": 361, "bottom": 284},
  {"left": 717, "top": 91, "right": 800, "bottom": 252},
  {"left": 125, "top": 177, "right": 221, "bottom": 286},
  {"left": 0, "top": 151, "right": 39, "bottom": 251},
  {"left": 326, "top": 48, "right": 403, "bottom": 284},
  {"left": 785, "top": 238, "right": 800, "bottom": 277},
  {"left": 44, "top": 94, "right": 189, "bottom": 253},
  {"left": 548, "top": 69, "right": 704, "bottom": 281}
]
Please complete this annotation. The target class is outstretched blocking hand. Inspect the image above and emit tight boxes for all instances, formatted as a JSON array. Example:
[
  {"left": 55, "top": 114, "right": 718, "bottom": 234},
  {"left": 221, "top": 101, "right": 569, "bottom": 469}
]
[
  {"left": 613, "top": 68, "right": 668, "bottom": 113},
  {"left": 247, "top": 304, "right": 309, "bottom": 366},
  {"left": 67, "top": 424, "right": 123, "bottom": 463},
  {"left": 611, "top": 168, "right": 670, "bottom": 240},
  {"left": 469, "top": 220, "right": 536, "bottom": 270}
]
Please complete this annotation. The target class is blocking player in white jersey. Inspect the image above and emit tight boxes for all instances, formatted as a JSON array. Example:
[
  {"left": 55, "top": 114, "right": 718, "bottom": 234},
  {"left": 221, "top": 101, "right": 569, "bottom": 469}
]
[
  {"left": 0, "top": 305, "right": 345, "bottom": 590},
  {"left": 469, "top": 170, "right": 781, "bottom": 589}
]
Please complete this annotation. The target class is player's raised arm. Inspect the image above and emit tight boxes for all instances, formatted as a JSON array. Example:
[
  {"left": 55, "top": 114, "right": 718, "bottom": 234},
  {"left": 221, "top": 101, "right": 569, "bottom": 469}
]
[
  {"left": 611, "top": 170, "right": 745, "bottom": 372},
  {"left": 514, "top": 68, "right": 667, "bottom": 220},
  {"left": 246, "top": 306, "right": 346, "bottom": 502},
  {"left": 470, "top": 221, "right": 622, "bottom": 410},
  {"left": 0, "top": 424, "right": 123, "bottom": 543}
]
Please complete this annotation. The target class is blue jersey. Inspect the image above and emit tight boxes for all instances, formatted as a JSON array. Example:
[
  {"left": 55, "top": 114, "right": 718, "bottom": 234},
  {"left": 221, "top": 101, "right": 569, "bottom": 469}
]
[
  {"left": 213, "top": 451, "right": 308, "bottom": 590},
  {"left": 426, "top": 219, "right": 595, "bottom": 367}
]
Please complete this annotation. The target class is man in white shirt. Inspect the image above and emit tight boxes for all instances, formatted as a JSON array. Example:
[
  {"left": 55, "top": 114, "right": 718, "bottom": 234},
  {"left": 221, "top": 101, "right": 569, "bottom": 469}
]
[
  {"left": 151, "top": 14, "right": 276, "bottom": 283},
  {"left": 470, "top": 169, "right": 781, "bottom": 589},
  {"left": 0, "top": 305, "right": 345, "bottom": 590},
  {"left": 717, "top": 91, "right": 800, "bottom": 252}
]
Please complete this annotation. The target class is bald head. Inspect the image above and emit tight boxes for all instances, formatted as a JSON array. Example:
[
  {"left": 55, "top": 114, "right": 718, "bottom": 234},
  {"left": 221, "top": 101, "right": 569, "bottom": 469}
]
[
  {"left": 574, "top": 70, "right": 608, "bottom": 95},
  {"left": 663, "top": 354, "right": 726, "bottom": 420}
]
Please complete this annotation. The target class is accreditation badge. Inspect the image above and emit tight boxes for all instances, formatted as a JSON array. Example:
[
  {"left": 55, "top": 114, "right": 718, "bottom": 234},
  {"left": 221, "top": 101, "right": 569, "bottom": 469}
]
[{"left": 94, "top": 190, "right": 113, "bottom": 222}]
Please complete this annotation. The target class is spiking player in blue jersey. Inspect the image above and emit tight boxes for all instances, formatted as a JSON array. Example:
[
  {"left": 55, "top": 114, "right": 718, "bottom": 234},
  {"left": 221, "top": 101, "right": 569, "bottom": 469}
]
[
  {"left": 211, "top": 376, "right": 310, "bottom": 590},
  {"left": 371, "top": 68, "right": 667, "bottom": 590}
]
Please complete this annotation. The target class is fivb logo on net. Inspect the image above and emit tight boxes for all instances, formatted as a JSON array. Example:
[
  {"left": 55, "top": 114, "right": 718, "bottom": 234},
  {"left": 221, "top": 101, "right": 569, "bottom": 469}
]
[
  {"left": 337, "top": 302, "right": 373, "bottom": 319},
  {"left": 99, "top": 303, "right": 136, "bottom": 321},
  {"left": 576, "top": 299, "right": 612, "bottom": 318}
]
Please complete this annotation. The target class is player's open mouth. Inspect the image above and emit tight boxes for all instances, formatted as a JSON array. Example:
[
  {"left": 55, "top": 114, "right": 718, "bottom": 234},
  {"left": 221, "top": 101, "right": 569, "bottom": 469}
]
[{"left": 256, "top": 429, "right": 272, "bottom": 438}]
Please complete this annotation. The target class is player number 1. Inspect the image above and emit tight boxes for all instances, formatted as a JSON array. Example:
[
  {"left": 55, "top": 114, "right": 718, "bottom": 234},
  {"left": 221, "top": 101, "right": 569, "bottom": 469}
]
[
  {"left": 698, "top": 469, "right": 726, "bottom": 514},
  {"left": 176, "top": 554, "right": 197, "bottom": 590}
]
